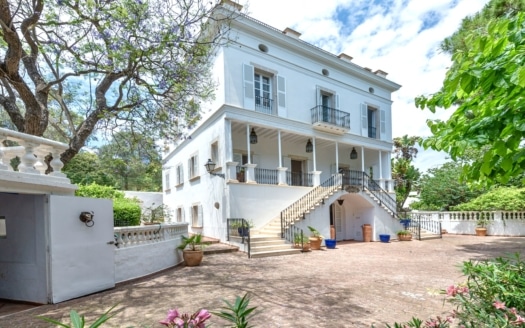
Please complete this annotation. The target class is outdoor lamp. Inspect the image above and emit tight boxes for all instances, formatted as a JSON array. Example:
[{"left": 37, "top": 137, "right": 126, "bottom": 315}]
[
  {"left": 306, "top": 139, "right": 313, "bottom": 153},
  {"left": 250, "top": 128, "right": 258, "bottom": 144},
  {"left": 350, "top": 147, "right": 358, "bottom": 159},
  {"left": 205, "top": 159, "right": 225, "bottom": 178}
]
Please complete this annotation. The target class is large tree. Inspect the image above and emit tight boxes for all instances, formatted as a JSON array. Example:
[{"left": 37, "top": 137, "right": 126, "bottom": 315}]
[
  {"left": 416, "top": 11, "right": 525, "bottom": 185},
  {"left": 0, "top": 0, "right": 234, "bottom": 165}
]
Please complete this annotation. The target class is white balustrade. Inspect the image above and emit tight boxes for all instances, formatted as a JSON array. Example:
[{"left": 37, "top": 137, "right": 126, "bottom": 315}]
[
  {"left": 114, "top": 223, "right": 188, "bottom": 248},
  {"left": 0, "top": 127, "right": 69, "bottom": 178}
]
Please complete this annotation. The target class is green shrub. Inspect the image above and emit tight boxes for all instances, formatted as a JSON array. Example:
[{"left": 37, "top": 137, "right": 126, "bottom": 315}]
[
  {"left": 452, "top": 187, "right": 525, "bottom": 211},
  {"left": 75, "top": 183, "right": 125, "bottom": 200},
  {"left": 113, "top": 198, "right": 141, "bottom": 227},
  {"left": 76, "top": 183, "right": 140, "bottom": 226}
]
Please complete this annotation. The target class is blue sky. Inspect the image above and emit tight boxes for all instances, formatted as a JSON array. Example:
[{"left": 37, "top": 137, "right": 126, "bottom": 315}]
[{"left": 239, "top": 0, "right": 490, "bottom": 172}]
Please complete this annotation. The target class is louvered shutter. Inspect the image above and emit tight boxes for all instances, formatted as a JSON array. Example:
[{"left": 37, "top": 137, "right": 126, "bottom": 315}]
[
  {"left": 360, "top": 103, "right": 368, "bottom": 137},
  {"left": 243, "top": 64, "right": 255, "bottom": 110}
]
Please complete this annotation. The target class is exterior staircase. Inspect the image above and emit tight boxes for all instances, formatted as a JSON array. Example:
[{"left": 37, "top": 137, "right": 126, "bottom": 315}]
[{"left": 249, "top": 217, "right": 301, "bottom": 258}]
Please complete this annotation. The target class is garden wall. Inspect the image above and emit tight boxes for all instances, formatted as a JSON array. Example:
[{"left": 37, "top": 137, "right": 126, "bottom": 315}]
[
  {"left": 114, "top": 223, "right": 187, "bottom": 283},
  {"left": 409, "top": 211, "right": 525, "bottom": 236}
]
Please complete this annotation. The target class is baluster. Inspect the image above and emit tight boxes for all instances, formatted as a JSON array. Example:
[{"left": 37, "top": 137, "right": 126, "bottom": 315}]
[
  {"left": 49, "top": 149, "right": 66, "bottom": 177},
  {"left": 0, "top": 137, "right": 8, "bottom": 170},
  {"left": 18, "top": 141, "right": 40, "bottom": 174}
]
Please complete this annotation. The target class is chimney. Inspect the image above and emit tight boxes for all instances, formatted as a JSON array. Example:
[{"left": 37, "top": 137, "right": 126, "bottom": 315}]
[
  {"left": 283, "top": 27, "right": 301, "bottom": 38},
  {"left": 374, "top": 69, "right": 388, "bottom": 78},
  {"left": 363, "top": 67, "right": 372, "bottom": 72},
  {"left": 338, "top": 53, "right": 353, "bottom": 63},
  {"left": 220, "top": 0, "right": 243, "bottom": 11}
]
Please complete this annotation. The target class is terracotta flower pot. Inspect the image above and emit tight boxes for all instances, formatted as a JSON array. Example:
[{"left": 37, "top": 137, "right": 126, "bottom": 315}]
[
  {"left": 309, "top": 237, "right": 322, "bottom": 250},
  {"left": 398, "top": 234, "right": 412, "bottom": 241},
  {"left": 475, "top": 228, "right": 487, "bottom": 236},
  {"left": 183, "top": 250, "right": 204, "bottom": 266}
]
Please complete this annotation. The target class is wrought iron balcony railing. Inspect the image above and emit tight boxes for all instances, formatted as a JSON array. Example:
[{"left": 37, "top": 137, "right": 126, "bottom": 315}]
[
  {"left": 255, "top": 95, "right": 273, "bottom": 115},
  {"left": 310, "top": 105, "right": 350, "bottom": 129}
]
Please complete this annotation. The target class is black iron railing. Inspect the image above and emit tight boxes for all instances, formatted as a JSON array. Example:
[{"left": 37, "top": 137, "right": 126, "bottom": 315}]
[
  {"left": 339, "top": 169, "right": 398, "bottom": 219},
  {"left": 227, "top": 218, "right": 251, "bottom": 258},
  {"left": 310, "top": 105, "right": 350, "bottom": 129},
  {"left": 286, "top": 171, "right": 313, "bottom": 187},
  {"left": 254, "top": 167, "right": 279, "bottom": 185},
  {"left": 403, "top": 215, "right": 442, "bottom": 240},
  {"left": 255, "top": 96, "right": 273, "bottom": 114},
  {"left": 281, "top": 174, "right": 342, "bottom": 242}
]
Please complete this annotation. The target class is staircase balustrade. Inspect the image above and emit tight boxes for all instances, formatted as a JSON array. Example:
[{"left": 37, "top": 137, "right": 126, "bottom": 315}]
[
  {"left": 404, "top": 215, "right": 442, "bottom": 240},
  {"left": 227, "top": 218, "right": 251, "bottom": 258},
  {"left": 281, "top": 174, "right": 342, "bottom": 243}
]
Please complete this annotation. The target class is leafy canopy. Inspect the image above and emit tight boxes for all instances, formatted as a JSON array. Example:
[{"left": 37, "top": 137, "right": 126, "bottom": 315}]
[{"left": 416, "top": 12, "right": 525, "bottom": 185}]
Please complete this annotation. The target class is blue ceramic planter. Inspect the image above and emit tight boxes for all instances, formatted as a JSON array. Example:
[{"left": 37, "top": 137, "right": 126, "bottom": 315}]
[
  {"left": 379, "top": 234, "right": 391, "bottom": 243},
  {"left": 325, "top": 239, "right": 336, "bottom": 249}
]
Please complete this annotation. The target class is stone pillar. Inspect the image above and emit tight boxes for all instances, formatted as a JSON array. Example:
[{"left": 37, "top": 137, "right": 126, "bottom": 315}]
[
  {"left": 277, "top": 167, "right": 288, "bottom": 185},
  {"left": 226, "top": 161, "right": 239, "bottom": 183},
  {"left": 245, "top": 163, "right": 257, "bottom": 184},
  {"left": 311, "top": 171, "right": 321, "bottom": 187}
]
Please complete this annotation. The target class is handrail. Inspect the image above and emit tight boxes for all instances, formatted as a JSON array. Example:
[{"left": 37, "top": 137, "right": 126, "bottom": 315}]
[
  {"left": 403, "top": 215, "right": 442, "bottom": 240},
  {"left": 281, "top": 174, "right": 342, "bottom": 243},
  {"left": 340, "top": 169, "right": 398, "bottom": 219},
  {"left": 227, "top": 218, "right": 251, "bottom": 258}
]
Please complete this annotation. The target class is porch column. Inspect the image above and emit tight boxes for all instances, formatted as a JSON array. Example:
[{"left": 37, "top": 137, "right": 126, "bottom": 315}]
[
  {"left": 226, "top": 161, "right": 239, "bottom": 183},
  {"left": 335, "top": 142, "right": 339, "bottom": 173},
  {"left": 245, "top": 163, "right": 257, "bottom": 184},
  {"left": 312, "top": 137, "right": 317, "bottom": 171},
  {"left": 378, "top": 150, "right": 385, "bottom": 189},
  {"left": 277, "top": 130, "right": 287, "bottom": 185},
  {"left": 246, "top": 125, "right": 251, "bottom": 164},
  {"left": 387, "top": 151, "right": 394, "bottom": 192},
  {"left": 225, "top": 119, "right": 233, "bottom": 162},
  {"left": 361, "top": 146, "right": 365, "bottom": 172}
]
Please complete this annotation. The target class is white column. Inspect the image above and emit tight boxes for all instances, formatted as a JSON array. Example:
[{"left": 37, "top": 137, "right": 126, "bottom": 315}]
[
  {"left": 278, "top": 130, "right": 282, "bottom": 167},
  {"left": 312, "top": 137, "right": 317, "bottom": 171},
  {"left": 246, "top": 125, "right": 251, "bottom": 164},
  {"left": 225, "top": 119, "right": 233, "bottom": 162},
  {"left": 361, "top": 146, "right": 365, "bottom": 172},
  {"left": 378, "top": 150, "right": 384, "bottom": 189},
  {"left": 335, "top": 142, "right": 339, "bottom": 173}
]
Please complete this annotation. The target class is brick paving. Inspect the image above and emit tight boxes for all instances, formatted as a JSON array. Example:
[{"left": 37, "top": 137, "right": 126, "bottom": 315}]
[{"left": 1, "top": 235, "right": 524, "bottom": 327}]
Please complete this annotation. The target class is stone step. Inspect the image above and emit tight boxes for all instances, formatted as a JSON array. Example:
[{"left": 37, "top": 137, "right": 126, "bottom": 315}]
[
  {"left": 250, "top": 239, "right": 288, "bottom": 247},
  {"left": 251, "top": 243, "right": 294, "bottom": 252},
  {"left": 250, "top": 247, "right": 303, "bottom": 258}
]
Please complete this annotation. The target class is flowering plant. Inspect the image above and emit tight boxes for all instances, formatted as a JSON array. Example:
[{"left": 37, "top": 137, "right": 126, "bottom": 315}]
[{"left": 159, "top": 308, "right": 211, "bottom": 328}]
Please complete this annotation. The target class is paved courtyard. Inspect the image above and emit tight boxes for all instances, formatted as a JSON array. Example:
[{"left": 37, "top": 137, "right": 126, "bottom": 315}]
[{"left": 1, "top": 235, "right": 524, "bottom": 327}]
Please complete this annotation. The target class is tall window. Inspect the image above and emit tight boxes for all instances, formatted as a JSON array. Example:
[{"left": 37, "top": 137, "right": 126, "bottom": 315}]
[
  {"left": 191, "top": 204, "right": 203, "bottom": 228},
  {"left": 254, "top": 73, "right": 272, "bottom": 114},
  {"left": 368, "top": 107, "right": 377, "bottom": 138},
  {"left": 176, "top": 164, "right": 184, "bottom": 185},
  {"left": 164, "top": 172, "right": 170, "bottom": 191},
  {"left": 188, "top": 154, "right": 199, "bottom": 179},
  {"left": 211, "top": 141, "right": 219, "bottom": 164},
  {"left": 176, "top": 207, "right": 184, "bottom": 223}
]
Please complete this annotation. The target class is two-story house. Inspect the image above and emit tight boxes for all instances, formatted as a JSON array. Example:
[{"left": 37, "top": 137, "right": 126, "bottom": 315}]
[{"left": 162, "top": 1, "right": 402, "bottom": 256}]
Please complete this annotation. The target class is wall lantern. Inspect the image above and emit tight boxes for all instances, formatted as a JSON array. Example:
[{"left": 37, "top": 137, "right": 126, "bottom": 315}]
[
  {"left": 350, "top": 147, "right": 358, "bottom": 160},
  {"left": 250, "top": 128, "right": 258, "bottom": 144},
  {"left": 204, "top": 158, "right": 225, "bottom": 178},
  {"left": 305, "top": 139, "right": 313, "bottom": 153},
  {"left": 79, "top": 211, "right": 95, "bottom": 227}
]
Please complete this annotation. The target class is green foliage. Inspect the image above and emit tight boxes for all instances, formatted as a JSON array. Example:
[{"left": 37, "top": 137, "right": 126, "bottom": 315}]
[
  {"left": 416, "top": 12, "right": 525, "bottom": 186},
  {"left": 392, "top": 135, "right": 422, "bottom": 212},
  {"left": 76, "top": 183, "right": 140, "bottom": 226},
  {"left": 452, "top": 187, "right": 525, "bottom": 211},
  {"left": 63, "top": 152, "right": 117, "bottom": 187},
  {"left": 212, "top": 293, "right": 257, "bottom": 328},
  {"left": 141, "top": 203, "right": 172, "bottom": 223},
  {"left": 113, "top": 198, "right": 141, "bottom": 227},
  {"left": 307, "top": 226, "right": 323, "bottom": 239},
  {"left": 410, "top": 162, "right": 483, "bottom": 211},
  {"left": 177, "top": 234, "right": 210, "bottom": 251},
  {"left": 38, "top": 304, "right": 118, "bottom": 328},
  {"left": 397, "top": 230, "right": 411, "bottom": 236},
  {"left": 75, "top": 184, "right": 125, "bottom": 200}
]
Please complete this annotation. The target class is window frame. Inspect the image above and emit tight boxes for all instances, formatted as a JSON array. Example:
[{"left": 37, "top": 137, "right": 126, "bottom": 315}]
[
  {"left": 188, "top": 153, "right": 200, "bottom": 181},
  {"left": 175, "top": 163, "right": 184, "bottom": 186},
  {"left": 191, "top": 204, "right": 203, "bottom": 228}
]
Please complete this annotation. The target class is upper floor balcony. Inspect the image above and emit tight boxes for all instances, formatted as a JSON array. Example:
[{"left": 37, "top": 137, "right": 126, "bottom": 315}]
[
  {"left": 310, "top": 105, "right": 350, "bottom": 135},
  {"left": 255, "top": 95, "right": 274, "bottom": 115}
]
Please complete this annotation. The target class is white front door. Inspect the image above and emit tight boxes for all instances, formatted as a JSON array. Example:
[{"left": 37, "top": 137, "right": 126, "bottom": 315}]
[
  {"left": 47, "top": 195, "right": 115, "bottom": 303},
  {"left": 334, "top": 203, "right": 344, "bottom": 241}
]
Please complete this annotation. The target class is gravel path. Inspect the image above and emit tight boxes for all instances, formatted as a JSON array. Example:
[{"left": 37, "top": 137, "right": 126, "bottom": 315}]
[{"left": 1, "top": 235, "right": 524, "bottom": 328}]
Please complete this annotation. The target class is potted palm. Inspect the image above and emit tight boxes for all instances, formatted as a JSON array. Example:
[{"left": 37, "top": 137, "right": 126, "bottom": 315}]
[
  {"left": 293, "top": 233, "right": 311, "bottom": 251},
  {"left": 177, "top": 234, "right": 210, "bottom": 266},
  {"left": 475, "top": 218, "right": 491, "bottom": 236},
  {"left": 397, "top": 230, "right": 412, "bottom": 241},
  {"left": 307, "top": 226, "right": 323, "bottom": 250}
]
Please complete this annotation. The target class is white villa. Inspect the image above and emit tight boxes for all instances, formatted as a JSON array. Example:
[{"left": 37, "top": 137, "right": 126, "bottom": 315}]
[{"left": 162, "top": 1, "right": 403, "bottom": 256}]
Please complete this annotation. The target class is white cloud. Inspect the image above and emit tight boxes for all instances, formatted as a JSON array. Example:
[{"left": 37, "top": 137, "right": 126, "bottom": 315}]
[{"left": 239, "top": 0, "right": 489, "bottom": 172}]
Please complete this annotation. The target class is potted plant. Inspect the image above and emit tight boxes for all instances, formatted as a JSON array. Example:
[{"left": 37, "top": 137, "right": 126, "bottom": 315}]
[
  {"left": 307, "top": 226, "right": 323, "bottom": 250},
  {"left": 397, "top": 230, "right": 412, "bottom": 241},
  {"left": 238, "top": 219, "right": 254, "bottom": 237},
  {"left": 475, "top": 218, "right": 491, "bottom": 236},
  {"left": 293, "top": 233, "right": 310, "bottom": 251},
  {"left": 236, "top": 167, "right": 245, "bottom": 182},
  {"left": 177, "top": 234, "right": 210, "bottom": 266}
]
